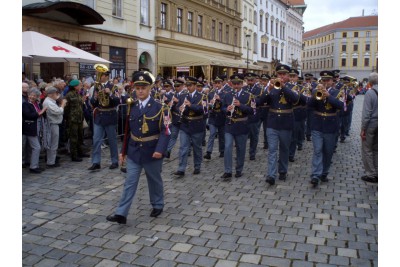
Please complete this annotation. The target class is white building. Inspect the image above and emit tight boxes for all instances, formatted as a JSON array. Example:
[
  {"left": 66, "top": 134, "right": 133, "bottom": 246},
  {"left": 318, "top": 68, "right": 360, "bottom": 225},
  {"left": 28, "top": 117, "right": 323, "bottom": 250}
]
[{"left": 286, "top": 0, "right": 306, "bottom": 72}]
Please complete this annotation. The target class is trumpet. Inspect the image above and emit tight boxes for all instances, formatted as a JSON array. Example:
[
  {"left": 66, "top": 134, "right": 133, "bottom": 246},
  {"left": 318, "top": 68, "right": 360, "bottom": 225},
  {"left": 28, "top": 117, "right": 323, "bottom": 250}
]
[
  {"left": 315, "top": 84, "right": 326, "bottom": 101},
  {"left": 274, "top": 79, "right": 282, "bottom": 89}
]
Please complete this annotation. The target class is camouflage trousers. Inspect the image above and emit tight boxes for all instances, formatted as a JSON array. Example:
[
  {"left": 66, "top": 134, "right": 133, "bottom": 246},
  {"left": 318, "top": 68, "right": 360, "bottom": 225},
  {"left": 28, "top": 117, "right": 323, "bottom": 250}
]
[{"left": 68, "top": 122, "right": 83, "bottom": 158}]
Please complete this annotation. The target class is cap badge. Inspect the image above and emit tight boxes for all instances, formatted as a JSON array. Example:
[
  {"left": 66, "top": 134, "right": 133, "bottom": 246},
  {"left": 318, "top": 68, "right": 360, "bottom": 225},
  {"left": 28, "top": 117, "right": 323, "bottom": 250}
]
[{"left": 139, "top": 76, "right": 144, "bottom": 81}]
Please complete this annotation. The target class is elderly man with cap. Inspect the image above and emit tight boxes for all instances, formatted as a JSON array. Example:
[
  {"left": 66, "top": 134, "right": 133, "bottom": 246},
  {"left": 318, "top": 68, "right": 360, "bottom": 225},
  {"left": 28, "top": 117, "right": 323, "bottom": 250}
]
[
  {"left": 259, "top": 74, "right": 271, "bottom": 150},
  {"left": 308, "top": 71, "right": 344, "bottom": 186},
  {"left": 288, "top": 69, "right": 308, "bottom": 162},
  {"left": 260, "top": 64, "right": 300, "bottom": 185},
  {"left": 89, "top": 71, "right": 120, "bottom": 170},
  {"left": 204, "top": 75, "right": 228, "bottom": 159},
  {"left": 220, "top": 74, "right": 254, "bottom": 181},
  {"left": 242, "top": 73, "right": 263, "bottom": 160},
  {"left": 106, "top": 71, "right": 171, "bottom": 224},
  {"left": 43, "top": 86, "right": 67, "bottom": 167},
  {"left": 165, "top": 79, "right": 185, "bottom": 158},
  {"left": 173, "top": 77, "right": 206, "bottom": 177}
]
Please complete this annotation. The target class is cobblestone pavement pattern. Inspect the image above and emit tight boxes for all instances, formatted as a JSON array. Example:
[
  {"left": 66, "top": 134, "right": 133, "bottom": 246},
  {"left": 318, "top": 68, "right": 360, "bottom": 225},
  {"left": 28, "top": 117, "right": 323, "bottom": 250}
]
[{"left": 23, "top": 95, "right": 377, "bottom": 267}]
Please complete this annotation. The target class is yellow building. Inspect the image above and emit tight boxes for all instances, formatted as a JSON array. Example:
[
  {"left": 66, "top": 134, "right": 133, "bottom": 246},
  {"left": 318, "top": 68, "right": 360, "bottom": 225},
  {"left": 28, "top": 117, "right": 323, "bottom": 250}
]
[
  {"left": 302, "top": 15, "right": 378, "bottom": 80},
  {"left": 156, "top": 0, "right": 255, "bottom": 80}
]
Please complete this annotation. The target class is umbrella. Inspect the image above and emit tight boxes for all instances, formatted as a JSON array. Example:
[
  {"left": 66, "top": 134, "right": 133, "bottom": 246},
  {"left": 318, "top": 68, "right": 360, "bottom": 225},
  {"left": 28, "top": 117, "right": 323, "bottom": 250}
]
[{"left": 22, "top": 31, "right": 111, "bottom": 64}]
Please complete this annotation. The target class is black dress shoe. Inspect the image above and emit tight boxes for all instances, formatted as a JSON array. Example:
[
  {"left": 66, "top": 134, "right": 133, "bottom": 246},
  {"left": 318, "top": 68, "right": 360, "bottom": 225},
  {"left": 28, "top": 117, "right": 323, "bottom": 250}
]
[
  {"left": 361, "top": 176, "right": 378, "bottom": 183},
  {"left": 311, "top": 177, "right": 319, "bottom": 186},
  {"left": 23, "top": 163, "right": 30, "bottom": 168},
  {"left": 203, "top": 152, "right": 211, "bottom": 160},
  {"left": 173, "top": 171, "right": 185, "bottom": 177},
  {"left": 202, "top": 140, "right": 206, "bottom": 146},
  {"left": 47, "top": 162, "right": 60, "bottom": 168},
  {"left": 150, "top": 208, "right": 163, "bottom": 217},
  {"left": 219, "top": 152, "right": 224, "bottom": 158},
  {"left": 263, "top": 144, "right": 268, "bottom": 149},
  {"left": 297, "top": 146, "right": 303, "bottom": 151},
  {"left": 165, "top": 151, "right": 171, "bottom": 159},
  {"left": 289, "top": 157, "right": 295, "bottom": 162},
  {"left": 278, "top": 173, "right": 287, "bottom": 181},
  {"left": 88, "top": 163, "right": 101, "bottom": 170},
  {"left": 320, "top": 175, "right": 329, "bottom": 182},
  {"left": 71, "top": 157, "right": 83, "bottom": 162},
  {"left": 221, "top": 173, "right": 232, "bottom": 179},
  {"left": 79, "top": 153, "right": 90, "bottom": 158},
  {"left": 106, "top": 214, "right": 127, "bottom": 224},
  {"left": 266, "top": 177, "right": 275, "bottom": 185},
  {"left": 29, "top": 168, "right": 42, "bottom": 174},
  {"left": 340, "top": 139, "right": 345, "bottom": 143},
  {"left": 193, "top": 169, "right": 200, "bottom": 175},
  {"left": 120, "top": 167, "right": 127, "bottom": 173},
  {"left": 235, "top": 172, "right": 242, "bottom": 178},
  {"left": 109, "top": 163, "right": 119, "bottom": 169},
  {"left": 249, "top": 156, "right": 255, "bottom": 161},
  {"left": 306, "top": 136, "right": 311, "bottom": 141}
]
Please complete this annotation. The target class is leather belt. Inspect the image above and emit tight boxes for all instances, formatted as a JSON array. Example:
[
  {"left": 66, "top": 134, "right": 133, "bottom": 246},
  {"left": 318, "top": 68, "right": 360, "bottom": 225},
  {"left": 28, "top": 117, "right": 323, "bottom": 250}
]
[
  {"left": 131, "top": 133, "right": 160, "bottom": 142},
  {"left": 314, "top": 111, "right": 337, "bottom": 117},
  {"left": 231, "top": 117, "right": 248, "bottom": 122},
  {"left": 98, "top": 108, "right": 116, "bottom": 112},
  {"left": 269, "top": 108, "right": 293, "bottom": 114},
  {"left": 184, "top": 115, "right": 203, "bottom": 120},
  {"left": 260, "top": 105, "right": 270, "bottom": 108},
  {"left": 293, "top": 106, "right": 305, "bottom": 109}
]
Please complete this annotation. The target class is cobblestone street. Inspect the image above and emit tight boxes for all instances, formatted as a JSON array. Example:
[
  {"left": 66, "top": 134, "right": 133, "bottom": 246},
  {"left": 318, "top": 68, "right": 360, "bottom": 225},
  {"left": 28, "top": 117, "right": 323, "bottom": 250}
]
[{"left": 22, "top": 95, "right": 378, "bottom": 267}]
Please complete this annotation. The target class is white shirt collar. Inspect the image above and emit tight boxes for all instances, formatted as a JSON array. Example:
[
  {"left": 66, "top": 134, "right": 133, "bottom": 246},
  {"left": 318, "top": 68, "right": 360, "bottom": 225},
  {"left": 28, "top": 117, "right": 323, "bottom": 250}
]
[{"left": 139, "top": 95, "right": 151, "bottom": 107}]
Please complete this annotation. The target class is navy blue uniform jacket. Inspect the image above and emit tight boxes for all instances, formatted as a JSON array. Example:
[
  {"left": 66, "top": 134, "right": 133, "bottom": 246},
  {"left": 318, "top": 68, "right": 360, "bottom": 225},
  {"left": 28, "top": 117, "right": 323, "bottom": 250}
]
[
  {"left": 126, "top": 97, "right": 170, "bottom": 164},
  {"left": 222, "top": 90, "right": 254, "bottom": 136},
  {"left": 207, "top": 89, "right": 227, "bottom": 127},
  {"left": 178, "top": 91, "right": 206, "bottom": 135}
]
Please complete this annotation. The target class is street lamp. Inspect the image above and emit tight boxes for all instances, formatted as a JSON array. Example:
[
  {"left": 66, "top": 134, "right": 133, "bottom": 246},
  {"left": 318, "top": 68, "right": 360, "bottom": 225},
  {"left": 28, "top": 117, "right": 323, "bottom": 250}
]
[{"left": 246, "top": 34, "right": 251, "bottom": 73}]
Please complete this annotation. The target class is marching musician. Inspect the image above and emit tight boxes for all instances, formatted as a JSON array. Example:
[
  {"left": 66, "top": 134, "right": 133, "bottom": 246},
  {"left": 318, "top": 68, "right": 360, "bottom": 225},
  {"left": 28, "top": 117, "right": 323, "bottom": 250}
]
[
  {"left": 260, "top": 64, "right": 300, "bottom": 185},
  {"left": 165, "top": 79, "right": 185, "bottom": 158},
  {"left": 243, "top": 73, "right": 263, "bottom": 161},
  {"left": 304, "top": 73, "right": 317, "bottom": 141},
  {"left": 221, "top": 75, "right": 233, "bottom": 93},
  {"left": 259, "top": 74, "right": 271, "bottom": 150},
  {"left": 196, "top": 80, "right": 208, "bottom": 147},
  {"left": 89, "top": 71, "right": 120, "bottom": 171},
  {"left": 337, "top": 76, "right": 353, "bottom": 143},
  {"left": 288, "top": 69, "right": 308, "bottom": 162},
  {"left": 173, "top": 77, "right": 206, "bottom": 177},
  {"left": 220, "top": 74, "right": 254, "bottom": 181},
  {"left": 308, "top": 71, "right": 344, "bottom": 186},
  {"left": 204, "top": 75, "right": 227, "bottom": 160},
  {"left": 106, "top": 71, "right": 171, "bottom": 224}
]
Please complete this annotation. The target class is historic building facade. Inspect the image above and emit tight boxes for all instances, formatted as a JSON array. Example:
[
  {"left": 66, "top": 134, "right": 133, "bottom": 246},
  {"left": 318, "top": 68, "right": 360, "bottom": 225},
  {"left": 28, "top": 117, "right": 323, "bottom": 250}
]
[{"left": 302, "top": 15, "right": 378, "bottom": 80}]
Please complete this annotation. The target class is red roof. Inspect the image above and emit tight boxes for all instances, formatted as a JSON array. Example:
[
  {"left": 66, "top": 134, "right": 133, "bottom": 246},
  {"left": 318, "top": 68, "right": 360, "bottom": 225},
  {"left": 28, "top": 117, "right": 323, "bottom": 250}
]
[
  {"left": 303, "top": 16, "right": 378, "bottom": 39},
  {"left": 286, "top": 0, "right": 306, "bottom": 5}
]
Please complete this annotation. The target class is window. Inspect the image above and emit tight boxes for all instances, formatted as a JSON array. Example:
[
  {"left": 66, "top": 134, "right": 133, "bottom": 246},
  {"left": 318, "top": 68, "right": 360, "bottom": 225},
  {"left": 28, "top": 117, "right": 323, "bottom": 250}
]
[
  {"left": 244, "top": 6, "right": 247, "bottom": 20},
  {"left": 366, "top": 31, "right": 371, "bottom": 37},
  {"left": 281, "top": 48, "right": 283, "bottom": 61},
  {"left": 211, "top": 20, "right": 216, "bottom": 41},
  {"left": 271, "top": 19, "right": 274, "bottom": 36},
  {"left": 160, "top": 3, "right": 167, "bottom": 29},
  {"left": 140, "top": 0, "right": 149, "bottom": 25},
  {"left": 112, "top": 0, "right": 122, "bottom": 17},
  {"left": 342, "top": 32, "right": 347, "bottom": 38},
  {"left": 253, "top": 33, "right": 257, "bottom": 52},
  {"left": 234, "top": 28, "right": 238, "bottom": 46},
  {"left": 260, "top": 14, "right": 263, "bottom": 31},
  {"left": 353, "top": 44, "right": 358, "bottom": 51},
  {"left": 254, "top": 11, "right": 257, "bottom": 25},
  {"left": 282, "top": 26, "right": 285, "bottom": 40},
  {"left": 364, "top": 58, "right": 370, "bottom": 67},
  {"left": 342, "top": 44, "right": 346, "bottom": 52},
  {"left": 265, "top": 17, "right": 268, "bottom": 33},
  {"left": 354, "top": 32, "right": 358, "bottom": 37},
  {"left": 225, "top": 25, "right": 229, "bottom": 44},
  {"left": 276, "top": 23, "right": 278, "bottom": 38},
  {"left": 275, "top": 46, "right": 278, "bottom": 59},
  {"left": 366, "top": 44, "right": 370, "bottom": 51},
  {"left": 197, "top": 15, "right": 203, "bottom": 37},
  {"left": 188, "top": 12, "right": 193, "bottom": 35},
  {"left": 261, "top": 43, "right": 265, "bottom": 57},
  {"left": 234, "top": 0, "right": 238, "bottom": 11},
  {"left": 218, "top": 22, "right": 223, "bottom": 42},
  {"left": 271, "top": 45, "right": 274, "bottom": 58},
  {"left": 353, "top": 58, "right": 357, "bottom": 67},
  {"left": 177, "top": 8, "right": 182, "bottom": 32},
  {"left": 249, "top": 9, "right": 252, "bottom": 23}
]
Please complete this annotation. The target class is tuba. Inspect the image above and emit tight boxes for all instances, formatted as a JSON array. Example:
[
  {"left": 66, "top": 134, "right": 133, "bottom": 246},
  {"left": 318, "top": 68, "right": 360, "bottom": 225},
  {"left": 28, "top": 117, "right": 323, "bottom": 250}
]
[{"left": 94, "top": 64, "right": 110, "bottom": 106}]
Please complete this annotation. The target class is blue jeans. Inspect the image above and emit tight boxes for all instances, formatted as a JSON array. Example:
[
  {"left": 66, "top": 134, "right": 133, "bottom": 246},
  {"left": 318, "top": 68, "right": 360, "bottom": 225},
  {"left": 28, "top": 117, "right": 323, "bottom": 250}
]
[
  {"left": 289, "top": 120, "right": 305, "bottom": 158},
  {"left": 206, "top": 124, "right": 225, "bottom": 154},
  {"left": 224, "top": 133, "right": 247, "bottom": 174},
  {"left": 310, "top": 130, "right": 337, "bottom": 180},
  {"left": 248, "top": 122, "right": 261, "bottom": 157},
  {"left": 92, "top": 123, "right": 118, "bottom": 165},
  {"left": 262, "top": 120, "right": 268, "bottom": 146},
  {"left": 306, "top": 109, "right": 312, "bottom": 137},
  {"left": 266, "top": 128, "right": 292, "bottom": 179},
  {"left": 178, "top": 130, "right": 203, "bottom": 172},
  {"left": 115, "top": 157, "right": 164, "bottom": 217},
  {"left": 167, "top": 124, "right": 179, "bottom": 152}
]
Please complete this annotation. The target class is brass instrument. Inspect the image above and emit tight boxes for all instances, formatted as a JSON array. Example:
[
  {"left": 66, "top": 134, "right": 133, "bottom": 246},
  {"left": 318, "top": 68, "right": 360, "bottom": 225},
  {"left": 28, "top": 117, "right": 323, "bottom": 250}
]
[
  {"left": 315, "top": 84, "right": 326, "bottom": 101},
  {"left": 94, "top": 63, "right": 110, "bottom": 106},
  {"left": 274, "top": 79, "right": 282, "bottom": 90}
]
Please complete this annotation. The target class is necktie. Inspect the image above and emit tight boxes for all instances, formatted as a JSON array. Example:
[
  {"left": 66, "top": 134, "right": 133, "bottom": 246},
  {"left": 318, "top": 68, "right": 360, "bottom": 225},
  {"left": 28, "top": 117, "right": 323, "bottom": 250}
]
[
  {"left": 236, "top": 92, "right": 240, "bottom": 98},
  {"left": 140, "top": 103, "right": 144, "bottom": 110}
]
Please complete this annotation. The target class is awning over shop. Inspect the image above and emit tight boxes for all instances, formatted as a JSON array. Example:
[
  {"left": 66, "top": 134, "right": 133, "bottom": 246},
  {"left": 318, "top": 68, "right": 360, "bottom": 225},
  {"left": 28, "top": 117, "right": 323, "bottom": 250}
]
[{"left": 158, "top": 47, "right": 263, "bottom": 70}]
